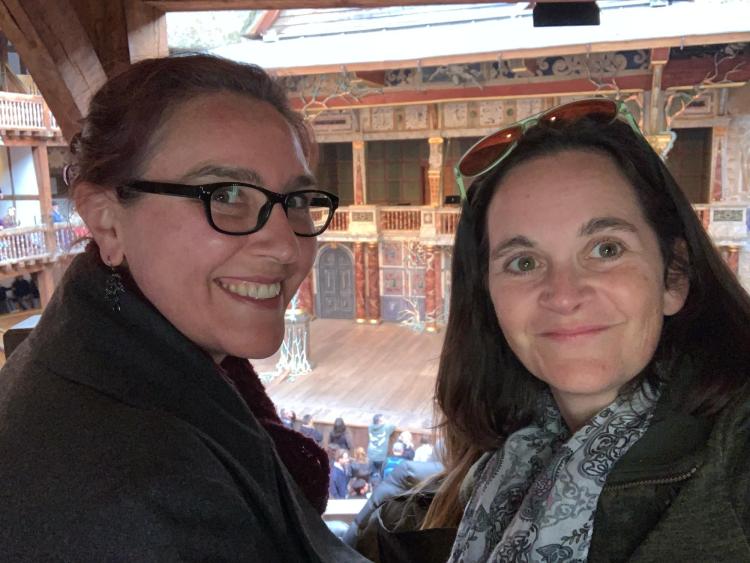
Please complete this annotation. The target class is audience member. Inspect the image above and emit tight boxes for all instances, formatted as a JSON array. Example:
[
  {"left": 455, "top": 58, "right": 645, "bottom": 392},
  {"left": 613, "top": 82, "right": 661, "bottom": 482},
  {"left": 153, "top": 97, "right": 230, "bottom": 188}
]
[
  {"left": 50, "top": 204, "right": 65, "bottom": 224},
  {"left": 413, "top": 435, "right": 434, "bottom": 463},
  {"left": 11, "top": 276, "right": 33, "bottom": 310},
  {"left": 299, "top": 414, "right": 323, "bottom": 445},
  {"left": 349, "top": 447, "right": 370, "bottom": 483},
  {"left": 348, "top": 478, "right": 370, "bottom": 500},
  {"left": 367, "top": 413, "right": 395, "bottom": 480},
  {"left": 328, "top": 416, "right": 352, "bottom": 450},
  {"left": 329, "top": 449, "right": 350, "bottom": 500},
  {"left": 383, "top": 442, "right": 406, "bottom": 478},
  {"left": 1, "top": 207, "right": 18, "bottom": 228},
  {"left": 396, "top": 430, "right": 415, "bottom": 460},
  {"left": 279, "top": 407, "right": 296, "bottom": 430}
]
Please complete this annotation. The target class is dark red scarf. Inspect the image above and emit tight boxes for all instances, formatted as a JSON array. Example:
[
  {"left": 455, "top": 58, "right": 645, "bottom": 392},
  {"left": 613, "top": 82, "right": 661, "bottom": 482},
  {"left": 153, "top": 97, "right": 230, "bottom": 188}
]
[{"left": 219, "top": 356, "right": 330, "bottom": 514}]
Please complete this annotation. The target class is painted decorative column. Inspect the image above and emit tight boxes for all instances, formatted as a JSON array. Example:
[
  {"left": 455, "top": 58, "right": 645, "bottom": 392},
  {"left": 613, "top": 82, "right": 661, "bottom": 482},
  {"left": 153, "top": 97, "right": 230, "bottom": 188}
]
[
  {"left": 427, "top": 137, "right": 444, "bottom": 207},
  {"left": 721, "top": 245, "right": 740, "bottom": 275},
  {"left": 424, "top": 245, "right": 437, "bottom": 332},
  {"left": 352, "top": 140, "right": 367, "bottom": 205},
  {"left": 366, "top": 242, "right": 381, "bottom": 324},
  {"left": 297, "top": 272, "right": 314, "bottom": 317},
  {"left": 710, "top": 126, "right": 728, "bottom": 202},
  {"left": 354, "top": 242, "right": 367, "bottom": 323}
]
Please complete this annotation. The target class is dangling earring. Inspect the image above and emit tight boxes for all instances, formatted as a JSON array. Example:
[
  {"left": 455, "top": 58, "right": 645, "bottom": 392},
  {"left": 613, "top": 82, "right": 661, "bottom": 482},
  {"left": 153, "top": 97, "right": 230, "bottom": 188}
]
[{"left": 104, "top": 257, "right": 125, "bottom": 312}]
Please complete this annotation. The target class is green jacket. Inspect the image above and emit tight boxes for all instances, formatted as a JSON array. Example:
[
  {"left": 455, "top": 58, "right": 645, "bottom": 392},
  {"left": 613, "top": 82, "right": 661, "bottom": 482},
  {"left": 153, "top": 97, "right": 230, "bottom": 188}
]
[{"left": 376, "top": 388, "right": 750, "bottom": 562}]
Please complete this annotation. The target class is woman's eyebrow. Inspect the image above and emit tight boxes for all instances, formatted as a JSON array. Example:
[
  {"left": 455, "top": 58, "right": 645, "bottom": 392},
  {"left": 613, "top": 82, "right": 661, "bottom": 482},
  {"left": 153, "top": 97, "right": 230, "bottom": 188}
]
[
  {"left": 284, "top": 174, "right": 317, "bottom": 191},
  {"left": 179, "top": 164, "right": 263, "bottom": 185},
  {"left": 578, "top": 216, "right": 638, "bottom": 237},
  {"left": 490, "top": 235, "right": 535, "bottom": 261}
]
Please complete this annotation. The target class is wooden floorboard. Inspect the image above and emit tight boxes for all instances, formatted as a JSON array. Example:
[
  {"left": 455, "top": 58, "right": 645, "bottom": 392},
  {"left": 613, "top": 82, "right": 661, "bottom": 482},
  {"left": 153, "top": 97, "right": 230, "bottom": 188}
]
[{"left": 254, "top": 318, "right": 444, "bottom": 433}]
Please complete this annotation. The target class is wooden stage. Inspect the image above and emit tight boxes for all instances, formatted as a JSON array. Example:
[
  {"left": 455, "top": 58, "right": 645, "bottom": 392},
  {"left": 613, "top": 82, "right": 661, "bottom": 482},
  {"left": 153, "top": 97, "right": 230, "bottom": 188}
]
[{"left": 254, "top": 318, "right": 445, "bottom": 433}]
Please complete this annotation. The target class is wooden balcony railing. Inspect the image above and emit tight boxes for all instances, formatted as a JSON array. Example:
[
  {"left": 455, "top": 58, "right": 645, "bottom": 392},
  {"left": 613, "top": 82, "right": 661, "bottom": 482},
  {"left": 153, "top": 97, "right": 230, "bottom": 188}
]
[
  {"left": 380, "top": 208, "right": 422, "bottom": 232},
  {"left": 319, "top": 203, "right": 748, "bottom": 247},
  {"left": 0, "top": 92, "right": 60, "bottom": 135},
  {"left": 0, "top": 222, "right": 87, "bottom": 266}
]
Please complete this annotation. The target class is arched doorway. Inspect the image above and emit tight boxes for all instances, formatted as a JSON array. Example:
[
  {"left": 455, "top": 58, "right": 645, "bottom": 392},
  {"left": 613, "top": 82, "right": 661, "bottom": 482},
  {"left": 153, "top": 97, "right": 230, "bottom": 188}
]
[{"left": 316, "top": 244, "right": 355, "bottom": 319}]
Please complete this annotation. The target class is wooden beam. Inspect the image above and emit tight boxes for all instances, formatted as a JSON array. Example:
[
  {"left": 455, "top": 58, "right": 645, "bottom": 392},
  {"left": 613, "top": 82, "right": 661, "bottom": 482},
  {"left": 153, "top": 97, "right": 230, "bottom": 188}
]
[
  {"left": 124, "top": 0, "right": 168, "bottom": 62},
  {"left": 145, "top": 0, "right": 516, "bottom": 9},
  {"left": 0, "top": 0, "right": 107, "bottom": 139}
]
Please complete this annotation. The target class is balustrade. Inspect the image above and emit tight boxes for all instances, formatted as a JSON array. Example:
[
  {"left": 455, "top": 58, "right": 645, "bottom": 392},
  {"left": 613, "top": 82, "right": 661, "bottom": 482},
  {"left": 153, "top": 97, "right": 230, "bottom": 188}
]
[
  {"left": 380, "top": 208, "right": 422, "bottom": 231},
  {"left": 0, "top": 92, "right": 60, "bottom": 134},
  {"left": 0, "top": 223, "right": 87, "bottom": 266}
]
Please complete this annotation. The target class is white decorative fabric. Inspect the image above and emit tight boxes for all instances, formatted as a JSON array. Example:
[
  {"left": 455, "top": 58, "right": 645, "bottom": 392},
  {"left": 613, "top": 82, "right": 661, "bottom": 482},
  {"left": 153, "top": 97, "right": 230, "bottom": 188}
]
[{"left": 449, "top": 384, "right": 659, "bottom": 563}]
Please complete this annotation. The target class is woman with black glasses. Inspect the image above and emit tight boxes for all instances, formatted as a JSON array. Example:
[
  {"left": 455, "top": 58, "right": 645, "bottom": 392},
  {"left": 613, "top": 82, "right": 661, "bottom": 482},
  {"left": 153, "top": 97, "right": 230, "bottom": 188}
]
[
  {"left": 371, "top": 99, "right": 750, "bottom": 562},
  {"left": 0, "top": 54, "right": 366, "bottom": 562}
]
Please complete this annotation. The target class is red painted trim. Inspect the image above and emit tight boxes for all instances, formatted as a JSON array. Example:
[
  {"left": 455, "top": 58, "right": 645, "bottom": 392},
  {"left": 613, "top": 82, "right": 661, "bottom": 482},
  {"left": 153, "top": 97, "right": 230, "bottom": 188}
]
[
  {"left": 246, "top": 10, "right": 280, "bottom": 39},
  {"left": 290, "top": 75, "right": 652, "bottom": 110}
]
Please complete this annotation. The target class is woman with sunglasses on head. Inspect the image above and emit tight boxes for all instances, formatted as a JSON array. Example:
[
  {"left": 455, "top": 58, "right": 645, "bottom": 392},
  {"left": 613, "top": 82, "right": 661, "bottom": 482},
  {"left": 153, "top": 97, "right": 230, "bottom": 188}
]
[
  {"left": 373, "top": 99, "right": 750, "bottom": 562},
  {"left": 0, "top": 55, "right": 367, "bottom": 562}
]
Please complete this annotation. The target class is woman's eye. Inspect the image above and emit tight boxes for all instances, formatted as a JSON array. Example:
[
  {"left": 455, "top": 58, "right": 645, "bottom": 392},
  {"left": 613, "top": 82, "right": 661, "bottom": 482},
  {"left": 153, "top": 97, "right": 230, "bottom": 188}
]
[
  {"left": 590, "top": 241, "right": 623, "bottom": 259},
  {"left": 507, "top": 255, "right": 538, "bottom": 273}
]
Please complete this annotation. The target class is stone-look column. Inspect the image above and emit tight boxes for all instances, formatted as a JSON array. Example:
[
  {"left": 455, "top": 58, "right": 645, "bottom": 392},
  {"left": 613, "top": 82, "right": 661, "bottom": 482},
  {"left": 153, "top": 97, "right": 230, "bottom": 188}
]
[
  {"left": 366, "top": 242, "right": 381, "bottom": 324},
  {"left": 424, "top": 245, "right": 438, "bottom": 332},
  {"left": 352, "top": 140, "right": 367, "bottom": 205},
  {"left": 354, "top": 242, "right": 367, "bottom": 323},
  {"left": 710, "top": 126, "right": 728, "bottom": 203},
  {"left": 31, "top": 143, "right": 56, "bottom": 307},
  {"left": 297, "top": 272, "right": 315, "bottom": 317},
  {"left": 427, "top": 137, "right": 444, "bottom": 207},
  {"left": 721, "top": 245, "right": 740, "bottom": 275}
]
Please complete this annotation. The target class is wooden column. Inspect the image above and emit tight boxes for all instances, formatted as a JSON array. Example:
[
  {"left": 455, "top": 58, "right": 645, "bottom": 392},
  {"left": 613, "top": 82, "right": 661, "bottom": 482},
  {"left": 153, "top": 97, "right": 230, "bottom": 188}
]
[
  {"left": 352, "top": 140, "right": 366, "bottom": 205},
  {"left": 721, "top": 245, "right": 740, "bottom": 275},
  {"left": 354, "top": 242, "right": 366, "bottom": 323},
  {"left": 297, "top": 272, "right": 314, "bottom": 317},
  {"left": 31, "top": 143, "right": 56, "bottom": 306},
  {"left": 366, "top": 242, "right": 380, "bottom": 324},
  {"left": 710, "top": 126, "right": 728, "bottom": 203},
  {"left": 427, "top": 137, "right": 444, "bottom": 207},
  {"left": 424, "top": 245, "right": 437, "bottom": 332}
]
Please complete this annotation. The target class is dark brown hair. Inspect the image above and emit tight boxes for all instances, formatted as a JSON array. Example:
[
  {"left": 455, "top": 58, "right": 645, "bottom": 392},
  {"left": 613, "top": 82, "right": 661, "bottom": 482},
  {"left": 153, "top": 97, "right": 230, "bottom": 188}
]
[
  {"left": 69, "top": 53, "right": 312, "bottom": 194},
  {"left": 424, "top": 115, "right": 750, "bottom": 528}
]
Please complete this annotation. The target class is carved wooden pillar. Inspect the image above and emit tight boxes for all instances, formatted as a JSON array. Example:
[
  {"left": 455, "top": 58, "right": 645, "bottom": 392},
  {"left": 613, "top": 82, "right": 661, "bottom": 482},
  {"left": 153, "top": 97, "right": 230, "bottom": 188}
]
[
  {"left": 427, "top": 137, "right": 444, "bottom": 207},
  {"left": 366, "top": 242, "right": 381, "bottom": 324},
  {"left": 31, "top": 143, "right": 55, "bottom": 307},
  {"left": 354, "top": 242, "right": 367, "bottom": 323},
  {"left": 711, "top": 126, "right": 728, "bottom": 203},
  {"left": 352, "top": 140, "right": 366, "bottom": 205},
  {"left": 424, "top": 245, "right": 437, "bottom": 332},
  {"left": 297, "top": 272, "right": 315, "bottom": 317}
]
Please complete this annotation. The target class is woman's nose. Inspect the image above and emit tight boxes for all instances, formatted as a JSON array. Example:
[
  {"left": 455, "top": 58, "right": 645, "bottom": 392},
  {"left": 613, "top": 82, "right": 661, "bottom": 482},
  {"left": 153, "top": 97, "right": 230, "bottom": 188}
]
[
  {"left": 538, "top": 265, "right": 590, "bottom": 314},
  {"left": 247, "top": 203, "right": 299, "bottom": 263}
]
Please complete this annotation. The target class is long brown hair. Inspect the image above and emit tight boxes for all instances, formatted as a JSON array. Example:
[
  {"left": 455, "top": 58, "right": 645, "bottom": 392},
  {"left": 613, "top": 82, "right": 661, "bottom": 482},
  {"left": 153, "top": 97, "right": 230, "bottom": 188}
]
[{"left": 424, "top": 115, "right": 750, "bottom": 528}]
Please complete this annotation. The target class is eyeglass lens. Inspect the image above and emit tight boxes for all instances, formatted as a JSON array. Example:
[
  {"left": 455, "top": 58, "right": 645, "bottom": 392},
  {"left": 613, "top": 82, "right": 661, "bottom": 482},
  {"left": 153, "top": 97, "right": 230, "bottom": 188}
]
[{"left": 209, "top": 185, "right": 333, "bottom": 235}]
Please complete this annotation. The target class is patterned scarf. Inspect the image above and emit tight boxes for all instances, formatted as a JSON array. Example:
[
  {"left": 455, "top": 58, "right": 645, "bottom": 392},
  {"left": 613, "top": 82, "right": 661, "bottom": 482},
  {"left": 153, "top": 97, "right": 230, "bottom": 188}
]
[{"left": 449, "top": 383, "right": 659, "bottom": 563}]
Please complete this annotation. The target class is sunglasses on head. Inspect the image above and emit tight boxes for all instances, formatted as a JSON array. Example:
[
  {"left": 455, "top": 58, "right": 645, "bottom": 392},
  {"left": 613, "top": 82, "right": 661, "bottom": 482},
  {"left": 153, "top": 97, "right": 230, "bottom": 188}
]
[{"left": 455, "top": 98, "right": 642, "bottom": 200}]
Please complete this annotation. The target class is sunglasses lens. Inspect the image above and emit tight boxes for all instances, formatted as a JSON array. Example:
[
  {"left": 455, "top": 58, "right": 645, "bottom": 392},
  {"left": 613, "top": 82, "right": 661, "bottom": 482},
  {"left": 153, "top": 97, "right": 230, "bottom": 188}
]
[
  {"left": 458, "top": 125, "right": 523, "bottom": 177},
  {"left": 541, "top": 98, "right": 617, "bottom": 125}
]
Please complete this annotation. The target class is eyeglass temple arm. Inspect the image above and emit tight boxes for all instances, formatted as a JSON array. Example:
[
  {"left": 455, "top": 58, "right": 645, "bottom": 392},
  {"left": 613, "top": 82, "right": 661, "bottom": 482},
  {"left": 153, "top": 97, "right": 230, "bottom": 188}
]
[{"left": 455, "top": 167, "right": 468, "bottom": 202}]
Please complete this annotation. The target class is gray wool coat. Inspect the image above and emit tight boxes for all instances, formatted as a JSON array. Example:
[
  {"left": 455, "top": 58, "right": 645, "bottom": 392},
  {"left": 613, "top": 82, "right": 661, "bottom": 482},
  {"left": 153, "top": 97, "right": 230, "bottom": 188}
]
[{"left": 0, "top": 252, "right": 368, "bottom": 562}]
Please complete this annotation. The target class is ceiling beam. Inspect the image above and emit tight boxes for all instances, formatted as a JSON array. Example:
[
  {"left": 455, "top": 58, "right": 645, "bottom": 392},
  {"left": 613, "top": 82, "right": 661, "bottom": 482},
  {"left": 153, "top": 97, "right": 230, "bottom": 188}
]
[
  {"left": 0, "top": 0, "right": 167, "bottom": 140},
  {"left": 144, "top": 0, "right": 519, "bottom": 10}
]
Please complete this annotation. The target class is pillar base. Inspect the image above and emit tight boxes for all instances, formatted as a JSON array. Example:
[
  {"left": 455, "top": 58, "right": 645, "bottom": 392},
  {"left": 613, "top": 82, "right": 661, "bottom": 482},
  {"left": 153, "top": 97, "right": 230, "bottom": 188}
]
[
  {"left": 367, "top": 318, "right": 381, "bottom": 325},
  {"left": 356, "top": 318, "right": 367, "bottom": 324}
]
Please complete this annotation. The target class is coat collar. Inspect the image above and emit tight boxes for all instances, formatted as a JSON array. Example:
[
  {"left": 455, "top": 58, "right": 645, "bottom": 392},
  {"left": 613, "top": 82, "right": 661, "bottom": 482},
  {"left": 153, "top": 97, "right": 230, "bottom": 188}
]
[{"left": 26, "top": 249, "right": 266, "bottom": 444}]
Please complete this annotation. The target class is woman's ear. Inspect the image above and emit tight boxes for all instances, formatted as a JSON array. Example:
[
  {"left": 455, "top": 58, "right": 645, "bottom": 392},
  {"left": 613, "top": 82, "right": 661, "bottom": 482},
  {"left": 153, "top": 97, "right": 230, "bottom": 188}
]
[
  {"left": 74, "top": 182, "right": 126, "bottom": 266},
  {"left": 663, "top": 238, "right": 690, "bottom": 316}
]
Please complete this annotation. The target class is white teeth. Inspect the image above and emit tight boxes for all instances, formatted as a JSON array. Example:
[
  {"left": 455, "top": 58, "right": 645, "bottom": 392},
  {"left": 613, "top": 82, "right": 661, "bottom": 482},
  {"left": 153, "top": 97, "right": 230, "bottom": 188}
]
[{"left": 220, "top": 280, "right": 281, "bottom": 300}]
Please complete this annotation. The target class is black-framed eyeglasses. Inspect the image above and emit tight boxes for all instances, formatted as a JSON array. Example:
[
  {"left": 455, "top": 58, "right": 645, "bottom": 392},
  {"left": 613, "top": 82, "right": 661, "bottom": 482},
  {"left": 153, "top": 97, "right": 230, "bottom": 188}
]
[{"left": 120, "top": 180, "right": 339, "bottom": 237}]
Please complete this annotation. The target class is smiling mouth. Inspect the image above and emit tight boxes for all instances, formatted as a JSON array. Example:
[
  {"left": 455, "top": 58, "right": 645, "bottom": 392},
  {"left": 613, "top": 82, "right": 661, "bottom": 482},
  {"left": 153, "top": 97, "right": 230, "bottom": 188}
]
[
  {"left": 218, "top": 280, "right": 281, "bottom": 300},
  {"left": 541, "top": 326, "right": 610, "bottom": 340}
]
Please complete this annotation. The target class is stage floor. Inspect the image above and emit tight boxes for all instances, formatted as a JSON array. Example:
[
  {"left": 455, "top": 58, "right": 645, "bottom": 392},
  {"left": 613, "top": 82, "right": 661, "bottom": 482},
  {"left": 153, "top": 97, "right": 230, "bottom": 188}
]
[{"left": 254, "top": 318, "right": 445, "bottom": 433}]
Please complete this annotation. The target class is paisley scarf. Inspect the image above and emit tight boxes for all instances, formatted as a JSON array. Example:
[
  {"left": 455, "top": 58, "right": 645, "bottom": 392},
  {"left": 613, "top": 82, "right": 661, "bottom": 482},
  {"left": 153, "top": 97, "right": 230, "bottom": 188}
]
[{"left": 449, "top": 383, "right": 659, "bottom": 562}]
